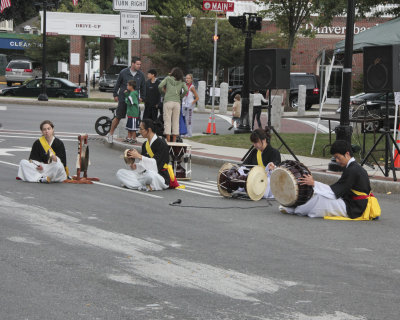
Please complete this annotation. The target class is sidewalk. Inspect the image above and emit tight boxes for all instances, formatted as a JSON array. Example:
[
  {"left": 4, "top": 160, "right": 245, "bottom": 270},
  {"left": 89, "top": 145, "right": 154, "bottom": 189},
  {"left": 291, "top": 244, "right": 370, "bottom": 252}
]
[{"left": 106, "top": 135, "right": 400, "bottom": 195}]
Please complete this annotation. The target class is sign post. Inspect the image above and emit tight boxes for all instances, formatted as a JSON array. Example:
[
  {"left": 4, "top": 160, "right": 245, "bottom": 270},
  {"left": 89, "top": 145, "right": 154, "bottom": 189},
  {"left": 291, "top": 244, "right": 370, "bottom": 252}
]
[{"left": 202, "top": 1, "right": 234, "bottom": 134}]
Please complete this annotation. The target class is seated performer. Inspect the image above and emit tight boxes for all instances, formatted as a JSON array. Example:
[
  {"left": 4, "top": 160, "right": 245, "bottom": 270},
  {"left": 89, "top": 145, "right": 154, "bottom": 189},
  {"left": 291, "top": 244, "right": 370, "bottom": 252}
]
[
  {"left": 116, "top": 119, "right": 170, "bottom": 191},
  {"left": 279, "top": 140, "right": 381, "bottom": 220},
  {"left": 241, "top": 127, "right": 281, "bottom": 198},
  {"left": 17, "top": 120, "right": 68, "bottom": 183}
]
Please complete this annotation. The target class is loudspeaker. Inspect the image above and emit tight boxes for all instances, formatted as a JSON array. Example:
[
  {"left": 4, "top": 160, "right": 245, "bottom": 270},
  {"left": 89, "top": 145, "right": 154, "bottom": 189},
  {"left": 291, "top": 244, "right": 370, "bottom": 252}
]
[
  {"left": 363, "top": 44, "right": 400, "bottom": 92},
  {"left": 249, "top": 48, "right": 290, "bottom": 90}
]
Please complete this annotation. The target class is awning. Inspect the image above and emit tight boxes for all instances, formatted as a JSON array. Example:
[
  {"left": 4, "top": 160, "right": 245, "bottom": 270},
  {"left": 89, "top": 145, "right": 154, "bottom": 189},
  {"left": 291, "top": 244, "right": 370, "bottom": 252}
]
[{"left": 335, "top": 17, "right": 400, "bottom": 53}]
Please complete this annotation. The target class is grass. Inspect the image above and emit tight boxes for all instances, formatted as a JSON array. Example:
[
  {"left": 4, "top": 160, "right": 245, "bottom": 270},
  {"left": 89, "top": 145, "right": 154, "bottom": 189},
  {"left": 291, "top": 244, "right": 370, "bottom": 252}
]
[{"left": 188, "top": 131, "right": 392, "bottom": 163}]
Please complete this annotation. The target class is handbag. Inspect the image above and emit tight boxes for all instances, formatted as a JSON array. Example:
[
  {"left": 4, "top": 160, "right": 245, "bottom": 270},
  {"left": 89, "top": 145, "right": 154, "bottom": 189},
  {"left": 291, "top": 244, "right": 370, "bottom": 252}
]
[{"left": 179, "top": 105, "right": 187, "bottom": 136}]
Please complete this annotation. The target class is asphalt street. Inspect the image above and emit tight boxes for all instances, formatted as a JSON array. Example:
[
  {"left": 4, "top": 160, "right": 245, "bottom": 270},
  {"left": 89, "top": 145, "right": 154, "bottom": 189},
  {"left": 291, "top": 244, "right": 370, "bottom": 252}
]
[{"left": 1, "top": 103, "right": 400, "bottom": 320}]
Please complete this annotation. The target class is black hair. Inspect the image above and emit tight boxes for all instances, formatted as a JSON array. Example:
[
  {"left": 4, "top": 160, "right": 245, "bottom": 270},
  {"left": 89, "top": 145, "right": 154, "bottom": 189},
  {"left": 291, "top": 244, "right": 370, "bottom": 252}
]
[
  {"left": 131, "top": 56, "right": 141, "bottom": 64},
  {"left": 147, "top": 69, "right": 157, "bottom": 76},
  {"left": 40, "top": 120, "right": 54, "bottom": 130},
  {"left": 170, "top": 67, "right": 184, "bottom": 81},
  {"left": 141, "top": 118, "right": 155, "bottom": 132},
  {"left": 250, "top": 127, "right": 271, "bottom": 143},
  {"left": 330, "top": 140, "right": 353, "bottom": 156},
  {"left": 127, "top": 80, "right": 136, "bottom": 90}
]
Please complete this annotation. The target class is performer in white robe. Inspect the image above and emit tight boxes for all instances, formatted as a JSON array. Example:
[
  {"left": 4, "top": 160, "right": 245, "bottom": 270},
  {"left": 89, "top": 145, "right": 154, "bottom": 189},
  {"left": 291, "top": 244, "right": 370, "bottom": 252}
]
[
  {"left": 17, "top": 120, "right": 68, "bottom": 183},
  {"left": 116, "top": 119, "right": 170, "bottom": 191}
]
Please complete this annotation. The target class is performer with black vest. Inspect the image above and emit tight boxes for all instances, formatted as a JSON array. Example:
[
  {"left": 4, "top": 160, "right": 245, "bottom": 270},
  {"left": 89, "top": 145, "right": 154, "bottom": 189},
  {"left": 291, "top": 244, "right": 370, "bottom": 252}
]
[
  {"left": 17, "top": 120, "right": 68, "bottom": 183},
  {"left": 240, "top": 127, "right": 281, "bottom": 198},
  {"left": 279, "top": 140, "right": 381, "bottom": 220},
  {"left": 116, "top": 119, "right": 172, "bottom": 191}
]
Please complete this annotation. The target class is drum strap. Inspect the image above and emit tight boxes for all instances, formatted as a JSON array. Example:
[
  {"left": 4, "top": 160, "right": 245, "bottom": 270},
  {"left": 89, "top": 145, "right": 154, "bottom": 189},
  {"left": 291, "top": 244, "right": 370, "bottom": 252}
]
[
  {"left": 145, "top": 141, "right": 185, "bottom": 189},
  {"left": 324, "top": 189, "right": 381, "bottom": 221},
  {"left": 39, "top": 136, "right": 69, "bottom": 176},
  {"left": 256, "top": 150, "right": 265, "bottom": 169}
]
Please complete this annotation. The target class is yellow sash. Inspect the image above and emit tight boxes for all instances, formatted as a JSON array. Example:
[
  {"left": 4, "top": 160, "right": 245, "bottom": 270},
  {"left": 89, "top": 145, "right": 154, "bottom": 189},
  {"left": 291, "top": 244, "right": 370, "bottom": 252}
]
[
  {"left": 145, "top": 141, "right": 185, "bottom": 189},
  {"left": 324, "top": 189, "right": 381, "bottom": 221},
  {"left": 39, "top": 136, "right": 69, "bottom": 176},
  {"left": 256, "top": 150, "right": 265, "bottom": 169}
]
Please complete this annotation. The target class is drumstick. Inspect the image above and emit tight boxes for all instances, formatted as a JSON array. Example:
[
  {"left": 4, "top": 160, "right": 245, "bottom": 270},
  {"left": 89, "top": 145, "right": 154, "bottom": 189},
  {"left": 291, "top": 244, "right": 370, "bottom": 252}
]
[{"left": 241, "top": 145, "right": 255, "bottom": 163}]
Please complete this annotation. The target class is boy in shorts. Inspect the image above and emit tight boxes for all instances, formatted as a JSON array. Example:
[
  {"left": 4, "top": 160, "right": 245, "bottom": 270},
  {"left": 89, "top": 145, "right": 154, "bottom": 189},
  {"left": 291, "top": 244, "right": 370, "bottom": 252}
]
[{"left": 124, "top": 80, "right": 140, "bottom": 143}]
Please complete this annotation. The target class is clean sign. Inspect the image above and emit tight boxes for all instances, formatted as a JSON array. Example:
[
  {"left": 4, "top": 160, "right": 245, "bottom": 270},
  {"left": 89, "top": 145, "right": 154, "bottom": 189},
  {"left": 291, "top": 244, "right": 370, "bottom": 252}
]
[
  {"left": 113, "top": 0, "right": 147, "bottom": 12},
  {"left": 202, "top": 1, "right": 234, "bottom": 12},
  {"left": 120, "top": 11, "right": 141, "bottom": 40}
]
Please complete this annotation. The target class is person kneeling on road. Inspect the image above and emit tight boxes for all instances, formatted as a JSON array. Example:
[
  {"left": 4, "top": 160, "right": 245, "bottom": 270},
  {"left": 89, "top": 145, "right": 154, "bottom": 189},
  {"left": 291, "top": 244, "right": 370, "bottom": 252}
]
[
  {"left": 279, "top": 140, "right": 381, "bottom": 220},
  {"left": 116, "top": 119, "right": 170, "bottom": 191}
]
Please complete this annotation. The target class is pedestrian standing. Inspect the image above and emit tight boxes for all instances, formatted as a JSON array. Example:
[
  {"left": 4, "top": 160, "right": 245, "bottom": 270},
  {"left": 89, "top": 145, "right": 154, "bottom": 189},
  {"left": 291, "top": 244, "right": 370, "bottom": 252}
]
[
  {"left": 228, "top": 94, "right": 241, "bottom": 130},
  {"left": 158, "top": 67, "right": 188, "bottom": 142},
  {"left": 107, "top": 56, "right": 146, "bottom": 143},
  {"left": 181, "top": 74, "right": 199, "bottom": 138},
  {"left": 143, "top": 69, "right": 161, "bottom": 121},
  {"left": 124, "top": 80, "right": 140, "bottom": 144},
  {"left": 252, "top": 90, "right": 267, "bottom": 130}
]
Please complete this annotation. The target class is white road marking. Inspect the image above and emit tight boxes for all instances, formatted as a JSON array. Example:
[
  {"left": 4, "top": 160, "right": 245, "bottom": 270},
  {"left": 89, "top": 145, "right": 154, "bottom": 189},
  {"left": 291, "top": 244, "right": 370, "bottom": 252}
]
[
  {"left": 0, "top": 129, "right": 93, "bottom": 136},
  {"left": 7, "top": 236, "right": 41, "bottom": 245},
  {"left": 93, "top": 181, "right": 164, "bottom": 199},
  {"left": 0, "top": 134, "right": 77, "bottom": 141},
  {"left": 177, "top": 187, "right": 222, "bottom": 198},
  {"left": 183, "top": 181, "right": 219, "bottom": 193},
  {"left": 0, "top": 146, "right": 32, "bottom": 156},
  {"left": 1, "top": 194, "right": 296, "bottom": 302},
  {"left": 0, "top": 159, "right": 19, "bottom": 167},
  {"left": 286, "top": 117, "right": 332, "bottom": 133},
  {"left": 216, "top": 114, "right": 232, "bottom": 124},
  {"left": 0, "top": 106, "right": 7, "bottom": 111}
]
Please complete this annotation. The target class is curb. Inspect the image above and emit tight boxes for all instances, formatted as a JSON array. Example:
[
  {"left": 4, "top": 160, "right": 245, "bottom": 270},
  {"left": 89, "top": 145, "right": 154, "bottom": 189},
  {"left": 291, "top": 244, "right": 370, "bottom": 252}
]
[{"left": 104, "top": 137, "right": 400, "bottom": 194}]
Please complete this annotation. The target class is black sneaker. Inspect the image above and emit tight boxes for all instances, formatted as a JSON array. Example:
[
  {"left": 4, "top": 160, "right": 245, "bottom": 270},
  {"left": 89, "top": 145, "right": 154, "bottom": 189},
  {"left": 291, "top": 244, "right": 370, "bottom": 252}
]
[{"left": 228, "top": 126, "right": 233, "bottom": 130}]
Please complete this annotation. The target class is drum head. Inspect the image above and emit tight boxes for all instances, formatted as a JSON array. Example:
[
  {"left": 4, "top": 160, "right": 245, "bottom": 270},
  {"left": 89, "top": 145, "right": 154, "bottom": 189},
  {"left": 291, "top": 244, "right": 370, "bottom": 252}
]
[
  {"left": 80, "top": 144, "right": 89, "bottom": 172},
  {"left": 124, "top": 149, "right": 134, "bottom": 165},
  {"left": 270, "top": 167, "right": 298, "bottom": 207},
  {"left": 217, "top": 163, "right": 237, "bottom": 198},
  {"left": 246, "top": 166, "right": 268, "bottom": 201}
]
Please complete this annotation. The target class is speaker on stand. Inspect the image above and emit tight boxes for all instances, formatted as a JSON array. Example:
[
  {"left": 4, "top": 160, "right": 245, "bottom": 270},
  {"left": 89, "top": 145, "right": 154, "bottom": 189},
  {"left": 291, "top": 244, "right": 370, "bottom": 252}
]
[
  {"left": 361, "top": 44, "right": 400, "bottom": 180},
  {"left": 248, "top": 48, "right": 299, "bottom": 161}
]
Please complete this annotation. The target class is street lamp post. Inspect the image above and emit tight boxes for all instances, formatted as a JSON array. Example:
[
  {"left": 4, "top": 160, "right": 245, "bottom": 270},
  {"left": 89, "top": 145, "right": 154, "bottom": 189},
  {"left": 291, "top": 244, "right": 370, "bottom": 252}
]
[
  {"left": 38, "top": 0, "right": 49, "bottom": 101},
  {"left": 184, "top": 14, "right": 194, "bottom": 74}
]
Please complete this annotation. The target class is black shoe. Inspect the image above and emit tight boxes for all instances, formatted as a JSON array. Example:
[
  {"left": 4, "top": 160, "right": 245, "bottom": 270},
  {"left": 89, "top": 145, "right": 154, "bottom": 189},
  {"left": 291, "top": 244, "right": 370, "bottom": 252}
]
[{"left": 228, "top": 126, "right": 233, "bottom": 130}]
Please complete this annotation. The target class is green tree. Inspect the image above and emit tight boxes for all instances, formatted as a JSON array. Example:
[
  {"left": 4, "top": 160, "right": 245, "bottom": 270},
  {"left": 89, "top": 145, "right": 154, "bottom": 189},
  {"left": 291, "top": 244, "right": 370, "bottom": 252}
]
[{"left": 0, "top": 0, "right": 41, "bottom": 25}]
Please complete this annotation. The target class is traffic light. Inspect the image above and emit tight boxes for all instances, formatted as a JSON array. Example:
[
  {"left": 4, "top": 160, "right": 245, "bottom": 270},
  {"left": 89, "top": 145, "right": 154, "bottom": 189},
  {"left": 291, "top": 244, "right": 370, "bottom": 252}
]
[
  {"left": 248, "top": 16, "right": 262, "bottom": 31},
  {"left": 213, "top": 34, "right": 220, "bottom": 42},
  {"left": 228, "top": 15, "right": 246, "bottom": 30}
]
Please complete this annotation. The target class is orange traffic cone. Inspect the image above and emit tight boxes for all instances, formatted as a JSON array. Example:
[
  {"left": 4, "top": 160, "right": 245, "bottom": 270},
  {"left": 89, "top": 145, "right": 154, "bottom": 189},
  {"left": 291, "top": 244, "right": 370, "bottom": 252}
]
[
  {"left": 203, "top": 115, "right": 212, "bottom": 134},
  {"left": 212, "top": 116, "right": 217, "bottom": 134},
  {"left": 394, "top": 139, "right": 400, "bottom": 168}
]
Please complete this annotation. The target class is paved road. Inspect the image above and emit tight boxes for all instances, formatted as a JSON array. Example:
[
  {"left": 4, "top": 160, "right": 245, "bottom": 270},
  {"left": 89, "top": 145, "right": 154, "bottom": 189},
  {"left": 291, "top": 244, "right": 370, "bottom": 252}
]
[{"left": 1, "top": 104, "right": 400, "bottom": 320}]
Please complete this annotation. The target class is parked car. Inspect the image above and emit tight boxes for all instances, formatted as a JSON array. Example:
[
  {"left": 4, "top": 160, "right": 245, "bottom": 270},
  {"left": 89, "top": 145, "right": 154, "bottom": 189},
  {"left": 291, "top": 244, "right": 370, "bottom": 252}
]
[
  {"left": 289, "top": 73, "right": 320, "bottom": 110},
  {"left": 5, "top": 59, "right": 47, "bottom": 86},
  {"left": 98, "top": 64, "right": 127, "bottom": 92},
  {"left": 0, "top": 77, "right": 88, "bottom": 98}
]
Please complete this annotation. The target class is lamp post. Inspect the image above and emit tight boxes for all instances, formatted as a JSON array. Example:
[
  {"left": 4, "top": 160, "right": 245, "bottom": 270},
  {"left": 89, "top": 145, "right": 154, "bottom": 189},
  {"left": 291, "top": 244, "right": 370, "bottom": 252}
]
[
  {"left": 37, "top": 0, "right": 49, "bottom": 101},
  {"left": 184, "top": 13, "right": 194, "bottom": 74}
]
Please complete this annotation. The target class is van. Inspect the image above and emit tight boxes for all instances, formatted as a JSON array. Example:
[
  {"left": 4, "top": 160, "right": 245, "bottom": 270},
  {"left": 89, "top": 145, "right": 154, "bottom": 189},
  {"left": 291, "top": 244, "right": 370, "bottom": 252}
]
[{"left": 5, "top": 60, "right": 46, "bottom": 86}]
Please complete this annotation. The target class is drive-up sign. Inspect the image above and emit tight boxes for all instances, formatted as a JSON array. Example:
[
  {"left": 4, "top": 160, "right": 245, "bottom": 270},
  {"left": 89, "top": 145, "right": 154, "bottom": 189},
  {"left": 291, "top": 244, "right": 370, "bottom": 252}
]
[
  {"left": 202, "top": 1, "right": 234, "bottom": 12},
  {"left": 113, "top": 0, "right": 147, "bottom": 12}
]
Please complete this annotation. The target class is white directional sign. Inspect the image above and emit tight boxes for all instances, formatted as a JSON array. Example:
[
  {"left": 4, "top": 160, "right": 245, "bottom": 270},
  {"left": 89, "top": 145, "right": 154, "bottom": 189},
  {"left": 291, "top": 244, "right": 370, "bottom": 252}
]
[
  {"left": 113, "top": 0, "right": 147, "bottom": 12},
  {"left": 120, "top": 12, "right": 141, "bottom": 40}
]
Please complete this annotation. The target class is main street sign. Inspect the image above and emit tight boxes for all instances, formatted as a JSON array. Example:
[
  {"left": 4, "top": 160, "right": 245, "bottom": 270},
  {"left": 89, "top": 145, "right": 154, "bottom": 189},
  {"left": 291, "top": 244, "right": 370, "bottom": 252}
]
[
  {"left": 120, "top": 11, "right": 141, "bottom": 40},
  {"left": 202, "top": 1, "right": 234, "bottom": 12},
  {"left": 113, "top": 0, "right": 147, "bottom": 12}
]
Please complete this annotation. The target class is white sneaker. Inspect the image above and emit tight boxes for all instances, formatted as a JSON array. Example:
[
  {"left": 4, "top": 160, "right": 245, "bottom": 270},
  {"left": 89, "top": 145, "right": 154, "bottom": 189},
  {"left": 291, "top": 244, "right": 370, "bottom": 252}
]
[
  {"left": 39, "top": 176, "right": 50, "bottom": 183},
  {"left": 106, "top": 134, "right": 113, "bottom": 143}
]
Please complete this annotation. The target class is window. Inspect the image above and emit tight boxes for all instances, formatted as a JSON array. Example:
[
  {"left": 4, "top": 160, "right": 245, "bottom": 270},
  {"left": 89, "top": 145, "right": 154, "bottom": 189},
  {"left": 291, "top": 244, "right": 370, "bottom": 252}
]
[
  {"left": 26, "top": 80, "right": 41, "bottom": 88},
  {"left": 8, "top": 61, "right": 30, "bottom": 69}
]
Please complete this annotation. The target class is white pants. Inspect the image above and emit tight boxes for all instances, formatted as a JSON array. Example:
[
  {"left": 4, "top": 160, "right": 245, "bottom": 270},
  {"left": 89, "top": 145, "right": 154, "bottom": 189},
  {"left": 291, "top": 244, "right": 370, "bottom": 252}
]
[
  {"left": 182, "top": 106, "right": 193, "bottom": 137},
  {"left": 18, "top": 159, "right": 67, "bottom": 183},
  {"left": 116, "top": 168, "right": 168, "bottom": 191},
  {"left": 281, "top": 181, "right": 348, "bottom": 218}
]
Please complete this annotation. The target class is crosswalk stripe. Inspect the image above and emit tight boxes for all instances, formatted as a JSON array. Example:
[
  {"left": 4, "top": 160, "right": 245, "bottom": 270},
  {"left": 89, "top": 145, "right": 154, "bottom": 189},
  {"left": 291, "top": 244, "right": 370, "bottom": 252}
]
[
  {"left": 181, "top": 184, "right": 220, "bottom": 194},
  {"left": 92, "top": 181, "right": 163, "bottom": 198},
  {"left": 0, "top": 134, "right": 77, "bottom": 141},
  {"left": 177, "top": 188, "right": 222, "bottom": 198},
  {"left": 183, "top": 181, "right": 218, "bottom": 192},
  {"left": 193, "top": 180, "right": 217, "bottom": 186}
]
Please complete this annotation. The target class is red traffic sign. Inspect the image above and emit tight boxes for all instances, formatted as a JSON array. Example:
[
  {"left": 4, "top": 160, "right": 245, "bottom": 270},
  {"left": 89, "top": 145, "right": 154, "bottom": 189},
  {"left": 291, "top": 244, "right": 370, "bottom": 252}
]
[{"left": 202, "top": 1, "right": 234, "bottom": 12}]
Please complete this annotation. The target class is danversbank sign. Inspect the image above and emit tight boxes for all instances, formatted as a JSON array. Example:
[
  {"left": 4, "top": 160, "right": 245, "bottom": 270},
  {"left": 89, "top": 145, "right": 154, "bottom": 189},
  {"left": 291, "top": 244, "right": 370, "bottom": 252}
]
[{"left": 304, "top": 22, "right": 378, "bottom": 35}]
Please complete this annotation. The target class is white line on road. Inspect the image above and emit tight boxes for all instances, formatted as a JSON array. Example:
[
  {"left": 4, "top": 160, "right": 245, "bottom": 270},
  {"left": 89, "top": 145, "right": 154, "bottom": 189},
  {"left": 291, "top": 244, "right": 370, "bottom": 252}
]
[
  {"left": 0, "top": 129, "right": 95, "bottom": 136},
  {"left": 177, "top": 187, "right": 222, "bottom": 198},
  {"left": 0, "top": 194, "right": 296, "bottom": 301},
  {"left": 215, "top": 114, "right": 232, "bottom": 124},
  {"left": 286, "top": 118, "right": 332, "bottom": 133},
  {"left": 0, "top": 106, "right": 7, "bottom": 111},
  {"left": 0, "top": 160, "right": 19, "bottom": 167},
  {"left": 93, "top": 181, "right": 164, "bottom": 199},
  {"left": 0, "top": 134, "right": 77, "bottom": 141},
  {"left": 183, "top": 180, "right": 219, "bottom": 192}
]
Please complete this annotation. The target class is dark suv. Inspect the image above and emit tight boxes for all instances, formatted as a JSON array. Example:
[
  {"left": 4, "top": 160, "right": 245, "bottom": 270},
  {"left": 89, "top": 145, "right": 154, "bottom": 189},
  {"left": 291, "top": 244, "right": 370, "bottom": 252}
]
[
  {"left": 98, "top": 64, "right": 127, "bottom": 92},
  {"left": 289, "top": 73, "right": 320, "bottom": 110}
]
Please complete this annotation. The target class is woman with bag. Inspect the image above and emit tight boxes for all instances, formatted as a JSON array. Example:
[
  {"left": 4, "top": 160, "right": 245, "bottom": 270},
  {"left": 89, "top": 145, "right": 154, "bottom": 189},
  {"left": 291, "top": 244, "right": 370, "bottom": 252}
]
[{"left": 158, "top": 67, "right": 188, "bottom": 142}]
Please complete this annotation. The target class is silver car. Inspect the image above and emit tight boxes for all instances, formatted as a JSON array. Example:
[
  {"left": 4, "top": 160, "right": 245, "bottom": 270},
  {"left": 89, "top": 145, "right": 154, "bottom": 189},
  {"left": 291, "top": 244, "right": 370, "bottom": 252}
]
[{"left": 5, "top": 60, "right": 45, "bottom": 86}]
